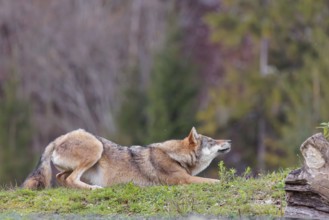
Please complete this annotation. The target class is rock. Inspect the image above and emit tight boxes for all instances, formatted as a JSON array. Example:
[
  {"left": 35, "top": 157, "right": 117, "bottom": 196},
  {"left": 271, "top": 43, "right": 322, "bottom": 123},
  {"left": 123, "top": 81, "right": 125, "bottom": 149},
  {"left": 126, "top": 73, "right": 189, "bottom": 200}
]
[{"left": 285, "top": 133, "right": 329, "bottom": 219}]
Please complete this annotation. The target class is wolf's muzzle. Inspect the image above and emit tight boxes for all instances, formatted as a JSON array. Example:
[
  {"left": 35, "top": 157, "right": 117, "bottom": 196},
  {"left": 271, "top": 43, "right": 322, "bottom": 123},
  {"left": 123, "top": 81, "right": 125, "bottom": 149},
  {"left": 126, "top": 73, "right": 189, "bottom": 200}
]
[{"left": 217, "top": 142, "right": 231, "bottom": 153}]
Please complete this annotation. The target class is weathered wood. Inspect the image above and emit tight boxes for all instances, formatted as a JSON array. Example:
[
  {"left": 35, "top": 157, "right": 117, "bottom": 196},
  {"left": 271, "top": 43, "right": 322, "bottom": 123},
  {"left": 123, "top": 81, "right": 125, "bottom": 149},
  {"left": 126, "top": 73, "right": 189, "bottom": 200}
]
[
  {"left": 285, "top": 133, "right": 329, "bottom": 219},
  {"left": 310, "top": 177, "right": 329, "bottom": 201},
  {"left": 285, "top": 206, "right": 329, "bottom": 219}
]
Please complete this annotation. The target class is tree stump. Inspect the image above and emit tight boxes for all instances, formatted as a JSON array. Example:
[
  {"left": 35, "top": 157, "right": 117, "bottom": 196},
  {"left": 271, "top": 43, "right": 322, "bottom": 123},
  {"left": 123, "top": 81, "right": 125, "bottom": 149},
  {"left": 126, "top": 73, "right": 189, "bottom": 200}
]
[{"left": 285, "top": 133, "right": 329, "bottom": 219}]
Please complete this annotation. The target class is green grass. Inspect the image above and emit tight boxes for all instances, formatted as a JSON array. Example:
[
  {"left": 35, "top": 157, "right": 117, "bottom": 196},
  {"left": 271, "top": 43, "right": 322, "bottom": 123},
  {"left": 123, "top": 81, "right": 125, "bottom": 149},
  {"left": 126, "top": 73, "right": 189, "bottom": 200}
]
[{"left": 0, "top": 165, "right": 289, "bottom": 218}]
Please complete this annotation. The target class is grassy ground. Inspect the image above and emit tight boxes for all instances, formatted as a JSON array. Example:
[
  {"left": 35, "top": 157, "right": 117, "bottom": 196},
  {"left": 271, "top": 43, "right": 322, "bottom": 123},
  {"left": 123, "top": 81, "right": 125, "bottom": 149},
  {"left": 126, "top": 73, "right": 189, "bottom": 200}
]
[{"left": 0, "top": 164, "right": 289, "bottom": 218}]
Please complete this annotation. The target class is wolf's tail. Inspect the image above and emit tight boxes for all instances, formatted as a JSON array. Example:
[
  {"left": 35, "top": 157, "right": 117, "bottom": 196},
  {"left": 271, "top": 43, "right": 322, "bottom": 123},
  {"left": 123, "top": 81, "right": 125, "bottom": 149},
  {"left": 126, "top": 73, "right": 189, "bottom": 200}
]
[{"left": 22, "top": 134, "right": 67, "bottom": 190}]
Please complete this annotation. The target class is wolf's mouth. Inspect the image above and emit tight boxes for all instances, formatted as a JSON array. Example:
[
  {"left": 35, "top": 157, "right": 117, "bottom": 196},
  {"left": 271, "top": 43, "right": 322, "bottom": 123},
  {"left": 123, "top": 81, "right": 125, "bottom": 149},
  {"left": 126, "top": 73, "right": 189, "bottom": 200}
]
[
  {"left": 218, "top": 148, "right": 230, "bottom": 153},
  {"left": 217, "top": 143, "right": 231, "bottom": 153}
]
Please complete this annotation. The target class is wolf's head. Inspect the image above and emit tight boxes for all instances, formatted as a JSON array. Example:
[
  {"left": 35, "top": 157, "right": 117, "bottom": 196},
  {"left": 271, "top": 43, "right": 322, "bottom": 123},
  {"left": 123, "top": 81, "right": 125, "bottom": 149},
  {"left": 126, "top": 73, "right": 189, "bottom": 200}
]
[
  {"left": 157, "top": 127, "right": 231, "bottom": 176},
  {"left": 186, "top": 127, "right": 231, "bottom": 175}
]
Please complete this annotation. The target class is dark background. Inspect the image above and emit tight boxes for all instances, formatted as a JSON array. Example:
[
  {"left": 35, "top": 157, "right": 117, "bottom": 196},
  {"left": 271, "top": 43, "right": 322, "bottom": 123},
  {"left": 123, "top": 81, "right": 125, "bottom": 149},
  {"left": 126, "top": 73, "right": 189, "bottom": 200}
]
[{"left": 1, "top": 0, "right": 329, "bottom": 185}]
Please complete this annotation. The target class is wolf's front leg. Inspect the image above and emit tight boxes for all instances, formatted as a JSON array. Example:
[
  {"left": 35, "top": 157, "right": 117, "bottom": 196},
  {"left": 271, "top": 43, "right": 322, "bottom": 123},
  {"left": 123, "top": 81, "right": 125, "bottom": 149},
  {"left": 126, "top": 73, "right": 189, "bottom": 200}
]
[{"left": 184, "top": 176, "right": 220, "bottom": 184}]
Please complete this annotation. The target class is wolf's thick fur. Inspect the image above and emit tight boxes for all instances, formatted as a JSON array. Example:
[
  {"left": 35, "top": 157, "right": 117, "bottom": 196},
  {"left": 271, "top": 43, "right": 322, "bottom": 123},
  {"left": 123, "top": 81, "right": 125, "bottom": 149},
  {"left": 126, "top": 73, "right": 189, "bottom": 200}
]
[{"left": 22, "top": 127, "right": 231, "bottom": 190}]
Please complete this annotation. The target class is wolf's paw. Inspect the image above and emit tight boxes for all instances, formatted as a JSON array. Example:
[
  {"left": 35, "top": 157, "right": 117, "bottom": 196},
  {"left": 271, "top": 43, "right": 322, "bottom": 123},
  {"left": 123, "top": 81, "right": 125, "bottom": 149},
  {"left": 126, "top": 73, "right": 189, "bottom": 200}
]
[
  {"left": 209, "top": 179, "right": 220, "bottom": 184},
  {"left": 90, "top": 185, "right": 103, "bottom": 190}
]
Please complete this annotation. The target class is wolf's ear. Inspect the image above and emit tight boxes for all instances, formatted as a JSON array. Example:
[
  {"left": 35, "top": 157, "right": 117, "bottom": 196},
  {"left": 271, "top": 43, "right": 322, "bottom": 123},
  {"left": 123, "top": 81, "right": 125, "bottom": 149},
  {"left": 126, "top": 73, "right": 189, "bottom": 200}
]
[{"left": 188, "top": 127, "right": 199, "bottom": 144}]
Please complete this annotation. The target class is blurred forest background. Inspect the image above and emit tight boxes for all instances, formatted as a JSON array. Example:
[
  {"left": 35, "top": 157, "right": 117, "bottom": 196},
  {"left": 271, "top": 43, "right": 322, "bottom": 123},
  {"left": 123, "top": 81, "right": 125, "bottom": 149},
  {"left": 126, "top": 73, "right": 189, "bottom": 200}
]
[{"left": 1, "top": 0, "right": 329, "bottom": 186}]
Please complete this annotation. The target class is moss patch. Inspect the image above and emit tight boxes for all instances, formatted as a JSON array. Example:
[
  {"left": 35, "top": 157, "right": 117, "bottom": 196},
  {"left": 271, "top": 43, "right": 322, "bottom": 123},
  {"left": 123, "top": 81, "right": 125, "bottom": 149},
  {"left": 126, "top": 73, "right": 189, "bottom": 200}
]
[{"left": 0, "top": 169, "right": 289, "bottom": 218}]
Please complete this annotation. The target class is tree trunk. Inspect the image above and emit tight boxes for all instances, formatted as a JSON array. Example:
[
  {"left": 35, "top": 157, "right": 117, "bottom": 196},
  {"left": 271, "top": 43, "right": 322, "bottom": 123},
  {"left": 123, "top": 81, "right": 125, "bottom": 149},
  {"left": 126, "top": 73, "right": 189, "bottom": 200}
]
[
  {"left": 285, "top": 133, "right": 329, "bottom": 219},
  {"left": 128, "top": 0, "right": 143, "bottom": 67},
  {"left": 257, "top": 116, "right": 266, "bottom": 172},
  {"left": 257, "top": 37, "right": 269, "bottom": 172},
  {"left": 260, "top": 38, "right": 269, "bottom": 76}
]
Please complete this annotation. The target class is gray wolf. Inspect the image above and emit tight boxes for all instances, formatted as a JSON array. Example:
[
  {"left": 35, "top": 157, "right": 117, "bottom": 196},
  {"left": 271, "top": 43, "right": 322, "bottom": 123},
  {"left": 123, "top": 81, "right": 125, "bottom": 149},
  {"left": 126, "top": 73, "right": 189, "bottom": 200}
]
[{"left": 22, "top": 127, "right": 231, "bottom": 190}]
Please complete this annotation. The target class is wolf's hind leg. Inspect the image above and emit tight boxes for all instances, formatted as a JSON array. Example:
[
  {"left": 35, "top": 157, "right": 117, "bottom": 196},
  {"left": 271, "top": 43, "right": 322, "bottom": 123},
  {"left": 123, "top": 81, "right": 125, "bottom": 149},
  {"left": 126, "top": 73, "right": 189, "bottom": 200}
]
[
  {"left": 65, "top": 162, "right": 103, "bottom": 190},
  {"left": 52, "top": 130, "right": 104, "bottom": 190},
  {"left": 56, "top": 171, "right": 72, "bottom": 187}
]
